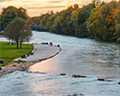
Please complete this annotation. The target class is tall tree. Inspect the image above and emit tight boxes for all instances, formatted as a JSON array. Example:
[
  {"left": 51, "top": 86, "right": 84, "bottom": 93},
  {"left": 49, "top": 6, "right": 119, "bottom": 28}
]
[
  {"left": 87, "top": 1, "right": 117, "bottom": 40},
  {"left": 0, "top": 6, "right": 28, "bottom": 31},
  {"left": 114, "top": 4, "right": 120, "bottom": 41},
  {"left": 5, "top": 17, "right": 32, "bottom": 48}
]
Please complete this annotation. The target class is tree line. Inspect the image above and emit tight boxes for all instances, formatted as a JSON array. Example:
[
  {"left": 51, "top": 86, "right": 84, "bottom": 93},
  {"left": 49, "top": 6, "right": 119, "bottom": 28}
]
[
  {"left": 0, "top": 6, "right": 32, "bottom": 48},
  {"left": 26, "top": 0, "right": 120, "bottom": 41}
]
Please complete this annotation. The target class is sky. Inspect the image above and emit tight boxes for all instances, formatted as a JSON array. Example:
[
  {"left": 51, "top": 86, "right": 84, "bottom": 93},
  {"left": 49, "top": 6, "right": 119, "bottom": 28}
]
[{"left": 0, "top": 0, "right": 117, "bottom": 17}]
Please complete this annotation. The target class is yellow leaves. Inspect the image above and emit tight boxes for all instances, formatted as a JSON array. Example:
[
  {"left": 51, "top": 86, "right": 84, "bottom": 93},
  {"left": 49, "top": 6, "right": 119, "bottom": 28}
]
[{"left": 71, "top": 10, "right": 78, "bottom": 20}]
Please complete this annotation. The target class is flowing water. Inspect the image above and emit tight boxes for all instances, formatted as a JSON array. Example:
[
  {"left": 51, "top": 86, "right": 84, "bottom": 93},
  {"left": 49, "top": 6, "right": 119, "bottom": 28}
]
[{"left": 0, "top": 31, "right": 120, "bottom": 96}]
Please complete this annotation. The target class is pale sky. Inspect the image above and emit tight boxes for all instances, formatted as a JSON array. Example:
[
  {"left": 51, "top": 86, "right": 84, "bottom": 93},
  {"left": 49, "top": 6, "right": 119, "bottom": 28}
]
[{"left": 0, "top": 0, "right": 116, "bottom": 17}]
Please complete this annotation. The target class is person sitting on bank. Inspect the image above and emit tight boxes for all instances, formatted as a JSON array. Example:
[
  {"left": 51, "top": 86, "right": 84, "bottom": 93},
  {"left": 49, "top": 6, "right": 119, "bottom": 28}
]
[
  {"left": 57, "top": 45, "right": 60, "bottom": 47},
  {"left": 29, "top": 51, "right": 33, "bottom": 55},
  {"left": 27, "top": 53, "right": 30, "bottom": 56},
  {"left": 50, "top": 42, "right": 53, "bottom": 46},
  {"left": 21, "top": 54, "right": 26, "bottom": 58},
  {"left": 0, "top": 59, "right": 3, "bottom": 64},
  {"left": 0, "top": 67, "right": 2, "bottom": 71}
]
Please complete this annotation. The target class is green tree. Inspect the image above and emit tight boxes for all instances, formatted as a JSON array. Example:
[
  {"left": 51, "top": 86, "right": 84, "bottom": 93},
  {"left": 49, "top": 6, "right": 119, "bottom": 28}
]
[
  {"left": 74, "top": 4, "right": 79, "bottom": 10},
  {"left": 87, "top": 8, "right": 97, "bottom": 38},
  {"left": 18, "top": 7, "right": 28, "bottom": 19},
  {"left": 87, "top": 1, "right": 117, "bottom": 40},
  {"left": 114, "top": 5, "right": 120, "bottom": 41},
  {"left": 0, "top": 6, "right": 28, "bottom": 31},
  {"left": 5, "top": 17, "right": 32, "bottom": 48},
  {"left": 75, "top": 4, "right": 92, "bottom": 37}
]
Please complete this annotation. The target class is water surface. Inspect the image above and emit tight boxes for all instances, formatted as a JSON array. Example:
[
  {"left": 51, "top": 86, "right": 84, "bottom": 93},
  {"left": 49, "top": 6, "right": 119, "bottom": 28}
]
[{"left": 0, "top": 31, "right": 120, "bottom": 96}]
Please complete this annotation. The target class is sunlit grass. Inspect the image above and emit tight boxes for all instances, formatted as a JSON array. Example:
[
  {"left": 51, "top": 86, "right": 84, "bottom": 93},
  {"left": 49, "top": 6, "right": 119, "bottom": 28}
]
[{"left": 0, "top": 42, "right": 34, "bottom": 66}]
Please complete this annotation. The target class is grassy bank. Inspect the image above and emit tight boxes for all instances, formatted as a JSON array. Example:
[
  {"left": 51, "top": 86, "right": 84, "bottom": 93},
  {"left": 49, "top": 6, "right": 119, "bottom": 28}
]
[{"left": 0, "top": 42, "right": 34, "bottom": 66}]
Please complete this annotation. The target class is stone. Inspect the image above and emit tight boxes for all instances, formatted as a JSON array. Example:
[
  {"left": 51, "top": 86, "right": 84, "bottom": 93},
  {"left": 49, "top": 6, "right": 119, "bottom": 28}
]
[
  {"left": 60, "top": 73, "right": 66, "bottom": 76},
  {"left": 98, "top": 78, "right": 105, "bottom": 81},
  {"left": 76, "top": 75, "right": 86, "bottom": 78},
  {"left": 118, "top": 82, "right": 120, "bottom": 84},
  {"left": 98, "top": 78, "right": 111, "bottom": 82},
  {"left": 72, "top": 74, "right": 77, "bottom": 78},
  {"left": 72, "top": 74, "right": 86, "bottom": 78}
]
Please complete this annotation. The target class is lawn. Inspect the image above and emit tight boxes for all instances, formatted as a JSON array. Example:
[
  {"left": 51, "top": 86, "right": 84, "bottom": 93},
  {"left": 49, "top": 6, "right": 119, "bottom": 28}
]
[{"left": 0, "top": 42, "right": 34, "bottom": 66}]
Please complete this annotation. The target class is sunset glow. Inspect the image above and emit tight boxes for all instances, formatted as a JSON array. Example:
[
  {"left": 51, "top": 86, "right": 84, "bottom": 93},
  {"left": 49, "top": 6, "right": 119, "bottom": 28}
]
[{"left": 0, "top": 0, "right": 118, "bottom": 17}]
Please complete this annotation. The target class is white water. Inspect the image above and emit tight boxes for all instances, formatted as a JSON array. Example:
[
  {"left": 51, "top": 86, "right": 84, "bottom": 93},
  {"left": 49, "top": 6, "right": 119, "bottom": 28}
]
[{"left": 0, "top": 31, "right": 120, "bottom": 96}]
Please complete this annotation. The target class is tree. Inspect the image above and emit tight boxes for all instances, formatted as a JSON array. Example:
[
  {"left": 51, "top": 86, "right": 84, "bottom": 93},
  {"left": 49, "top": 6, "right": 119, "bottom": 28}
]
[
  {"left": 87, "top": 1, "right": 117, "bottom": 40},
  {"left": 87, "top": 8, "right": 97, "bottom": 38},
  {"left": 0, "top": 6, "right": 18, "bottom": 31},
  {"left": 74, "top": 4, "right": 79, "bottom": 10},
  {"left": 114, "top": 4, "right": 120, "bottom": 41},
  {"left": 20, "top": 25, "right": 32, "bottom": 48},
  {"left": 75, "top": 4, "right": 92, "bottom": 37},
  {"left": 5, "top": 17, "right": 32, "bottom": 48},
  {"left": 92, "top": 0, "right": 101, "bottom": 7},
  {"left": 18, "top": 7, "right": 28, "bottom": 20},
  {"left": 0, "top": 15, "right": 2, "bottom": 31},
  {"left": 0, "top": 6, "right": 28, "bottom": 31}
]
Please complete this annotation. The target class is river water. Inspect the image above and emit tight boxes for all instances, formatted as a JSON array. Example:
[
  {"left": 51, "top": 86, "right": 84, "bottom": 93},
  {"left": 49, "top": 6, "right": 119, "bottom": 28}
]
[{"left": 0, "top": 31, "right": 120, "bottom": 96}]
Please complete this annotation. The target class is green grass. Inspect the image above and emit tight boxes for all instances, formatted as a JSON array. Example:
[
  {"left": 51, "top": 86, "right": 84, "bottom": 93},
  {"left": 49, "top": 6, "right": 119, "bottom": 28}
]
[{"left": 0, "top": 42, "right": 34, "bottom": 66}]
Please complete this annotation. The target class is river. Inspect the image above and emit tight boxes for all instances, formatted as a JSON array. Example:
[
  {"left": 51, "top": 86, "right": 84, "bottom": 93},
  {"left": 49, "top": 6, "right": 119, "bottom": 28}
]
[{"left": 0, "top": 31, "right": 120, "bottom": 96}]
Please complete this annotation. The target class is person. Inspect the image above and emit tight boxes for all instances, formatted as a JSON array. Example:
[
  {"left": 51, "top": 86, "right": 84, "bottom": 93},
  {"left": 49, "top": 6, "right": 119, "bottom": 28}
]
[
  {"left": 57, "top": 45, "right": 60, "bottom": 47},
  {"left": 21, "top": 54, "right": 26, "bottom": 58},
  {"left": 27, "top": 53, "right": 30, "bottom": 56},
  {"left": 0, "top": 67, "right": 2, "bottom": 71},
  {"left": 29, "top": 51, "right": 33, "bottom": 55},
  {"left": 0, "top": 60, "right": 3, "bottom": 64},
  {"left": 50, "top": 42, "right": 53, "bottom": 46}
]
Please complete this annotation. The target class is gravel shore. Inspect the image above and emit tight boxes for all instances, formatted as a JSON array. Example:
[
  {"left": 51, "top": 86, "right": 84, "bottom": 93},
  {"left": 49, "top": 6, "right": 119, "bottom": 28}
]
[{"left": 0, "top": 44, "right": 61, "bottom": 77}]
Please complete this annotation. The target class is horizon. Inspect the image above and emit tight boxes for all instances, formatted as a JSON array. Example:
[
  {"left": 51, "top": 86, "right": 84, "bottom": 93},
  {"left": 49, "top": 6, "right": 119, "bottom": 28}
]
[{"left": 0, "top": 0, "right": 118, "bottom": 17}]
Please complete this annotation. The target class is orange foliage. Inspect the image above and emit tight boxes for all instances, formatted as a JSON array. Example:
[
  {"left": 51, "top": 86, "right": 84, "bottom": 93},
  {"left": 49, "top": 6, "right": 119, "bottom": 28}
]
[
  {"left": 109, "top": 26, "right": 114, "bottom": 31},
  {"left": 107, "top": 8, "right": 119, "bottom": 26},
  {"left": 26, "top": 17, "right": 32, "bottom": 25},
  {"left": 92, "top": 16, "right": 96, "bottom": 20}
]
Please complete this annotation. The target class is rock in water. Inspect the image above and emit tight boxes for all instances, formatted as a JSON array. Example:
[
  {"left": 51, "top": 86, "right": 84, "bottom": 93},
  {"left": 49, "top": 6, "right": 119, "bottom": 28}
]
[
  {"left": 118, "top": 82, "right": 120, "bottom": 85},
  {"left": 60, "top": 73, "right": 66, "bottom": 76}
]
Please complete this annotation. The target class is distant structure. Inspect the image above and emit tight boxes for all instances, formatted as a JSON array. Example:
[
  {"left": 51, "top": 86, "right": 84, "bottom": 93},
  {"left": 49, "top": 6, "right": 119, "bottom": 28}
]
[{"left": 29, "top": 25, "right": 45, "bottom": 31}]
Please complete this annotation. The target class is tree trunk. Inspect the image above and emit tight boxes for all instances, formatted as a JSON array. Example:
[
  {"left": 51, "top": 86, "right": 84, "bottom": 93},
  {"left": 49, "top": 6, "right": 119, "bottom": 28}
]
[
  {"left": 9, "top": 39, "right": 10, "bottom": 45},
  {"left": 12, "top": 39, "right": 13, "bottom": 45},
  {"left": 20, "top": 40, "right": 22, "bottom": 48},
  {"left": 16, "top": 40, "right": 19, "bottom": 48}
]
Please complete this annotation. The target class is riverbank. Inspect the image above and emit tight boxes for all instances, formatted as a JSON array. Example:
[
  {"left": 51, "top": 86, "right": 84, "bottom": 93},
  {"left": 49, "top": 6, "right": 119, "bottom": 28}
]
[{"left": 0, "top": 43, "right": 61, "bottom": 77}]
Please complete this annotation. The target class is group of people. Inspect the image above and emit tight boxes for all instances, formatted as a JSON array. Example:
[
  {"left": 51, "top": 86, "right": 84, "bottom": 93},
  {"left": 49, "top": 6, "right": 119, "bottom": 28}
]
[
  {"left": 21, "top": 51, "right": 34, "bottom": 58},
  {"left": 41, "top": 42, "right": 60, "bottom": 47},
  {"left": 41, "top": 42, "right": 53, "bottom": 46},
  {"left": 41, "top": 42, "right": 48, "bottom": 45}
]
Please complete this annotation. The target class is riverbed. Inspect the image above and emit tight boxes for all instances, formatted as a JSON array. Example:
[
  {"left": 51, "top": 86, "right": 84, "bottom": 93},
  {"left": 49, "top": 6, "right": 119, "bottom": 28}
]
[{"left": 0, "top": 31, "right": 120, "bottom": 96}]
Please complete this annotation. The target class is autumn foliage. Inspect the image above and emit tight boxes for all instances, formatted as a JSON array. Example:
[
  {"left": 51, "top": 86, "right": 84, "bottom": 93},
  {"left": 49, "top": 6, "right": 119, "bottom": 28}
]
[{"left": 24, "top": 1, "right": 120, "bottom": 41}]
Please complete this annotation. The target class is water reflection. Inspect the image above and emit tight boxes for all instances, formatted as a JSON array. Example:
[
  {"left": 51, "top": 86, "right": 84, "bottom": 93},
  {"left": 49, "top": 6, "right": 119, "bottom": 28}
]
[{"left": 29, "top": 58, "right": 59, "bottom": 73}]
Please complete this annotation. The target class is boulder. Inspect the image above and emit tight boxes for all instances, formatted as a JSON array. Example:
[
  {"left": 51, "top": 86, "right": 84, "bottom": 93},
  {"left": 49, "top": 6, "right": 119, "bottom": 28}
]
[
  {"left": 98, "top": 78, "right": 105, "bottom": 81},
  {"left": 118, "top": 82, "right": 120, "bottom": 84},
  {"left": 72, "top": 74, "right": 77, "bottom": 78},
  {"left": 98, "top": 78, "right": 111, "bottom": 82},
  {"left": 60, "top": 73, "right": 66, "bottom": 76},
  {"left": 72, "top": 74, "right": 86, "bottom": 78},
  {"left": 76, "top": 75, "right": 86, "bottom": 78}
]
